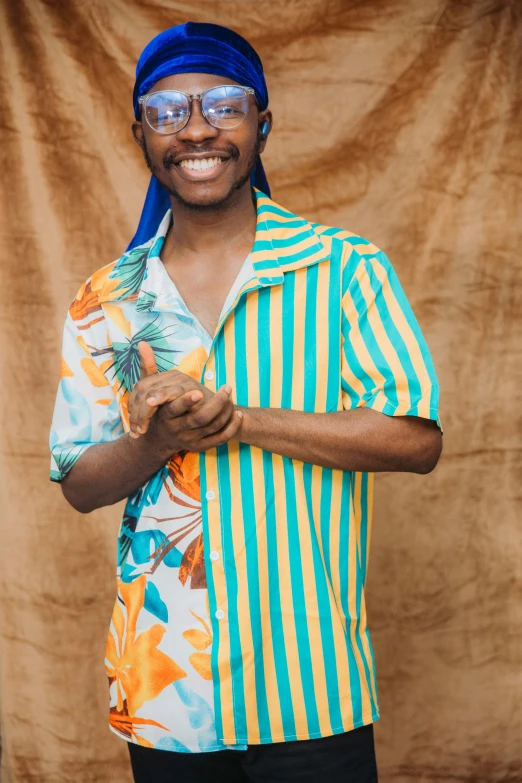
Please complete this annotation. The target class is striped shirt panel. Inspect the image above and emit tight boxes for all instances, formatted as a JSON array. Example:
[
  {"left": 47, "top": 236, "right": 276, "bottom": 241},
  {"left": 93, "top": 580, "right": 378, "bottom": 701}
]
[{"left": 198, "top": 195, "right": 439, "bottom": 744}]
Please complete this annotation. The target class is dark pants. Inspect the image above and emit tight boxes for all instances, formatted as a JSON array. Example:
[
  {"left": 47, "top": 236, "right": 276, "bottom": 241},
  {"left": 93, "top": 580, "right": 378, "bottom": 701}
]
[{"left": 128, "top": 723, "right": 378, "bottom": 782}]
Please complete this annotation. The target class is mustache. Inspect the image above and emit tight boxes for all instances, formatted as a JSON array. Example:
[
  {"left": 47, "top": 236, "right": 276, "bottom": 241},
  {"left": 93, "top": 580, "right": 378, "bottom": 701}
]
[{"left": 163, "top": 145, "right": 240, "bottom": 169}]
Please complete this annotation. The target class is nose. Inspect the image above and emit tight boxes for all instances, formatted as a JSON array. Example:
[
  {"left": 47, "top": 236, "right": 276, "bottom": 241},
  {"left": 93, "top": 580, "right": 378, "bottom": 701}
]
[{"left": 176, "top": 98, "right": 219, "bottom": 143}]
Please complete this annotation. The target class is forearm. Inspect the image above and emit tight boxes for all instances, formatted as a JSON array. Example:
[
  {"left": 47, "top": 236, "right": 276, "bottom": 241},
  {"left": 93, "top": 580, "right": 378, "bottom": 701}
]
[
  {"left": 61, "top": 383, "right": 243, "bottom": 513},
  {"left": 61, "top": 427, "right": 172, "bottom": 513},
  {"left": 237, "top": 406, "right": 442, "bottom": 473}
]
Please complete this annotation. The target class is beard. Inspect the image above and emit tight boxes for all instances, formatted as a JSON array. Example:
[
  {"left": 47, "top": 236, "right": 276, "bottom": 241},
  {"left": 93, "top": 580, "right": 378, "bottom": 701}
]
[{"left": 141, "top": 135, "right": 261, "bottom": 211}]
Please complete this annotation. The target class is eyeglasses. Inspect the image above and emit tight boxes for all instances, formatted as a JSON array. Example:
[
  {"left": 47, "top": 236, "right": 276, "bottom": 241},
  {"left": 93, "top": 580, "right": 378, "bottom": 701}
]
[{"left": 138, "top": 85, "right": 256, "bottom": 135}]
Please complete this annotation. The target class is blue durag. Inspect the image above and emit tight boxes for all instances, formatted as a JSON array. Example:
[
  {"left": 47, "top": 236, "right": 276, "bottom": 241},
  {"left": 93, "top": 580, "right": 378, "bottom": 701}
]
[{"left": 128, "top": 21, "right": 270, "bottom": 250}]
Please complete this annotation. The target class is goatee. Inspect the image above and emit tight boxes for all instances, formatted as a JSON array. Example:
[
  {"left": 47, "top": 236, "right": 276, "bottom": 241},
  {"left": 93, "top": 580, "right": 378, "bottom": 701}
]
[{"left": 140, "top": 137, "right": 261, "bottom": 211}]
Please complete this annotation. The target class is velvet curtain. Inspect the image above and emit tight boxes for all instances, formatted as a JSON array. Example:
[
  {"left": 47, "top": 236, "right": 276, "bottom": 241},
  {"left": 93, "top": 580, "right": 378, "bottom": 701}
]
[{"left": 1, "top": 0, "right": 520, "bottom": 780}]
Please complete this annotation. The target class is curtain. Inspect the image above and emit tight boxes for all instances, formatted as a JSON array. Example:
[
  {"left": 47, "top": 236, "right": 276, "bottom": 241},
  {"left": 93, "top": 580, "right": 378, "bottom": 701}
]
[{"left": 1, "top": 0, "right": 520, "bottom": 780}]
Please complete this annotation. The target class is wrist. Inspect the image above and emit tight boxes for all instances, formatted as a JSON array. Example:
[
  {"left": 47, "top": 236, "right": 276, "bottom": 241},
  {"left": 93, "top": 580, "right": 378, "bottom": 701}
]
[
  {"left": 135, "top": 423, "right": 175, "bottom": 463},
  {"left": 235, "top": 405, "right": 255, "bottom": 444}
]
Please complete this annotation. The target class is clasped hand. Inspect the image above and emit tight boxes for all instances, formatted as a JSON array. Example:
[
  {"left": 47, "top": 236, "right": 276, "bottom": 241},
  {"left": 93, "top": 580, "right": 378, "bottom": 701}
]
[{"left": 128, "top": 342, "right": 243, "bottom": 454}]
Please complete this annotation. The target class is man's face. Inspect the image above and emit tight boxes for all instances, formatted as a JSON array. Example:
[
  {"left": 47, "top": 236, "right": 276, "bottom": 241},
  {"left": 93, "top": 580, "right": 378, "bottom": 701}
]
[{"left": 133, "top": 72, "right": 271, "bottom": 210}]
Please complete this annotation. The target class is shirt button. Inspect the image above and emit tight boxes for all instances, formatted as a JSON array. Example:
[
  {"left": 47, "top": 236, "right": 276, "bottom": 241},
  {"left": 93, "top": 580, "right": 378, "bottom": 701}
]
[
  {"left": 204, "top": 369, "right": 215, "bottom": 381},
  {"left": 205, "top": 489, "right": 216, "bottom": 501},
  {"left": 209, "top": 550, "right": 220, "bottom": 561},
  {"left": 215, "top": 609, "right": 225, "bottom": 620}
]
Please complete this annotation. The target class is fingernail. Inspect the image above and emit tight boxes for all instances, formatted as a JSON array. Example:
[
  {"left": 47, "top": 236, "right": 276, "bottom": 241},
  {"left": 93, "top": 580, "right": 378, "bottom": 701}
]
[
  {"left": 147, "top": 397, "right": 157, "bottom": 405},
  {"left": 129, "top": 431, "right": 140, "bottom": 439},
  {"left": 236, "top": 410, "right": 243, "bottom": 419},
  {"left": 223, "top": 385, "right": 232, "bottom": 394},
  {"left": 191, "top": 392, "right": 201, "bottom": 401},
  {"left": 137, "top": 426, "right": 145, "bottom": 434}
]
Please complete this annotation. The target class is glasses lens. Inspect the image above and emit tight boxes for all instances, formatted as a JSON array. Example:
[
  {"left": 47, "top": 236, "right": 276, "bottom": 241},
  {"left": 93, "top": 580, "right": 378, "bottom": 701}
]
[
  {"left": 202, "top": 86, "right": 249, "bottom": 129},
  {"left": 144, "top": 91, "right": 189, "bottom": 134}
]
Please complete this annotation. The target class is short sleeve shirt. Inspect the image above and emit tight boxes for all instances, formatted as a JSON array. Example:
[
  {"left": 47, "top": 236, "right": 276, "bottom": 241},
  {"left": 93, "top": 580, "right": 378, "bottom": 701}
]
[{"left": 50, "top": 189, "right": 441, "bottom": 752}]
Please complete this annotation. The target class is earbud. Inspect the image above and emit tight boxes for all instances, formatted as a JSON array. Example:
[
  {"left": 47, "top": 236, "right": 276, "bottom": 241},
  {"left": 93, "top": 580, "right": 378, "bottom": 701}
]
[{"left": 259, "top": 120, "right": 271, "bottom": 140}]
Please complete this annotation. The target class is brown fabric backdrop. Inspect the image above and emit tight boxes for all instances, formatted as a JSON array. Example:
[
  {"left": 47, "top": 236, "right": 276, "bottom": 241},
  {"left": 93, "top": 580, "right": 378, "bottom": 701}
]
[{"left": 1, "top": 0, "right": 520, "bottom": 780}]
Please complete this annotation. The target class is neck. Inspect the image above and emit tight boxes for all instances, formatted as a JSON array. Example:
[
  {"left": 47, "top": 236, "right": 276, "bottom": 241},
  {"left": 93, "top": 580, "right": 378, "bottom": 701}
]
[{"left": 166, "top": 183, "right": 257, "bottom": 259}]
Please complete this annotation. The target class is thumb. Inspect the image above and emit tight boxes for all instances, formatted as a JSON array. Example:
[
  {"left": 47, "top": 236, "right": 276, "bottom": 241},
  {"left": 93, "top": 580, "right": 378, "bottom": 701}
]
[{"left": 138, "top": 341, "right": 159, "bottom": 378}]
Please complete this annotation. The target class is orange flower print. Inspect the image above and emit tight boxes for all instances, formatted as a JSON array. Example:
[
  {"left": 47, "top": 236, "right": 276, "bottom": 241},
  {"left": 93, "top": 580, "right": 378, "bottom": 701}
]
[
  {"left": 177, "top": 345, "right": 208, "bottom": 381},
  {"left": 109, "top": 705, "right": 169, "bottom": 748},
  {"left": 80, "top": 358, "right": 110, "bottom": 387},
  {"left": 168, "top": 451, "right": 200, "bottom": 502},
  {"left": 69, "top": 280, "right": 103, "bottom": 322},
  {"left": 118, "top": 390, "right": 131, "bottom": 430},
  {"left": 89, "top": 262, "right": 121, "bottom": 300},
  {"left": 105, "top": 575, "right": 187, "bottom": 718},
  {"left": 60, "top": 357, "right": 74, "bottom": 379},
  {"left": 183, "top": 609, "right": 212, "bottom": 681},
  {"left": 179, "top": 532, "right": 206, "bottom": 589}
]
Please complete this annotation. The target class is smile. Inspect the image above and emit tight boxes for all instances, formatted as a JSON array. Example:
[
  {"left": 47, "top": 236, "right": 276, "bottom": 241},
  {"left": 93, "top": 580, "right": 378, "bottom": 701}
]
[
  {"left": 178, "top": 156, "right": 226, "bottom": 171},
  {"left": 173, "top": 155, "right": 231, "bottom": 181}
]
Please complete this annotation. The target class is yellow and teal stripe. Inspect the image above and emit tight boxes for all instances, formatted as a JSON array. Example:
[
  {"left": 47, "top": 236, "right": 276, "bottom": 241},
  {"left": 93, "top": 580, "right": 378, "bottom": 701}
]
[{"left": 196, "top": 190, "right": 439, "bottom": 744}]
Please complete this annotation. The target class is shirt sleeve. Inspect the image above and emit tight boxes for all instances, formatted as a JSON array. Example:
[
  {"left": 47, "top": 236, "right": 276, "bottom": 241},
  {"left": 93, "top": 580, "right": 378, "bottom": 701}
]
[
  {"left": 341, "top": 246, "right": 441, "bottom": 429},
  {"left": 49, "top": 292, "right": 124, "bottom": 482}
]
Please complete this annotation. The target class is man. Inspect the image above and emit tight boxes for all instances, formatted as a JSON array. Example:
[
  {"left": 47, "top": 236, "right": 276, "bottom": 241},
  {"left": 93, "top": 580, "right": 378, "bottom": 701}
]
[{"left": 50, "top": 21, "right": 442, "bottom": 783}]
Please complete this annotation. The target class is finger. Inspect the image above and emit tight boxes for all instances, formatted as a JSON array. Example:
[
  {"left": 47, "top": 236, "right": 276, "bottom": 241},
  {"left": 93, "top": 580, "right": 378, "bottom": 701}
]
[
  {"left": 134, "top": 372, "right": 211, "bottom": 434},
  {"left": 138, "top": 341, "right": 159, "bottom": 379},
  {"left": 133, "top": 368, "right": 204, "bottom": 434},
  {"left": 144, "top": 382, "right": 200, "bottom": 409},
  {"left": 193, "top": 410, "right": 243, "bottom": 451},
  {"left": 132, "top": 389, "right": 204, "bottom": 438},
  {"left": 163, "top": 385, "right": 230, "bottom": 423},
  {"left": 132, "top": 399, "right": 159, "bottom": 437},
  {"left": 187, "top": 400, "right": 235, "bottom": 439},
  {"left": 130, "top": 389, "right": 202, "bottom": 438},
  {"left": 133, "top": 385, "right": 194, "bottom": 435},
  {"left": 160, "top": 390, "right": 206, "bottom": 421},
  {"left": 143, "top": 369, "right": 210, "bottom": 411},
  {"left": 182, "top": 387, "right": 233, "bottom": 429},
  {"left": 128, "top": 381, "right": 150, "bottom": 437},
  {"left": 128, "top": 379, "right": 158, "bottom": 437}
]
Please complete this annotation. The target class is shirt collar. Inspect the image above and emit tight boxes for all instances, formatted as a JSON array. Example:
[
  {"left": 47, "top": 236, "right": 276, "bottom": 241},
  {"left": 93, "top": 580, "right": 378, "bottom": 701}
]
[
  {"left": 99, "top": 189, "right": 329, "bottom": 303},
  {"left": 250, "top": 189, "right": 329, "bottom": 286}
]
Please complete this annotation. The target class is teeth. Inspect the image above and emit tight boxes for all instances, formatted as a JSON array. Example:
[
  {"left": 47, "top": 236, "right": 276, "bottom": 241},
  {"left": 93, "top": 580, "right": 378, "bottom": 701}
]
[{"left": 179, "top": 156, "right": 224, "bottom": 170}]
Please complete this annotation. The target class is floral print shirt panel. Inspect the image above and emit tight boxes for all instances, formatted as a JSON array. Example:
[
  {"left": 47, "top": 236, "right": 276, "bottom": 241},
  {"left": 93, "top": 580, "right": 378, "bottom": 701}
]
[{"left": 50, "top": 209, "right": 253, "bottom": 753}]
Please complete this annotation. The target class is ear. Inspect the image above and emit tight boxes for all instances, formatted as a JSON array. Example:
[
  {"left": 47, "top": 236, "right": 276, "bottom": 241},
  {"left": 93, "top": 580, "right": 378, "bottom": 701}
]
[
  {"left": 258, "top": 109, "right": 273, "bottom": 154},
  {"left": 132, "top": 121, "right": 145, "bottom": 148}
]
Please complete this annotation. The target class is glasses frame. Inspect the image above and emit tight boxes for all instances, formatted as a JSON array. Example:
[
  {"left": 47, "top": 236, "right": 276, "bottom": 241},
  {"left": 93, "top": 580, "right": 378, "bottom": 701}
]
[{"left": 138, "top": 85, "right": 257, "bottom": 134}]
